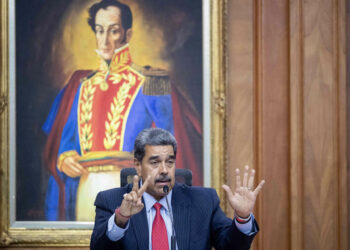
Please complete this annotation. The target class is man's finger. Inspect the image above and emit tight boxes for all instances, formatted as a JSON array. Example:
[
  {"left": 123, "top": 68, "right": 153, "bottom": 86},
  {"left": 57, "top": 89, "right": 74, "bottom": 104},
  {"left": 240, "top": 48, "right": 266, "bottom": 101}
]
[
  {"left": 222, "top": 184, "right": 234, "bottom": 199},
  {"left": 75, "top": 163, "right": 88, "bottom": 174},
  {"left": 235, "top": 168, "right": 241, "bottom": 189},
  {"left": 136, "top": 202, "right": 144, "bottom": 210},
  {"left": 64, "top": 169, "right": 78, "bottom": 178},
  {"left": 138, "top": 176, "right": 150, "bottom": 196},
  {"left": 72, "top": 160, "right": 84, "bottom": 169},
  {"left": 247, "top": 169, "right": 255, "bottom": 190},
  {"left": 70, "top": 165, "right": 82, "bottom": 175},
  {"left": 253, "top": 180, "right": 265, "bottom": 196},
  {"left": 124, "top": 193, "right": 133, "bottom": 201},
  {"left": 242, "top": 165, "right": 249, "bottom": 187},
  {"left": 132, "top": 175, "right": 139, "bottom": 192},
  {"left": 136, "top": 198, "right": 143, "bottom": 207},
  {"left": 130, "top": 191, "right": 138, "bottom": 201},
  {"left": 72, "top": 162, "right": 88, "bottom": 175}
]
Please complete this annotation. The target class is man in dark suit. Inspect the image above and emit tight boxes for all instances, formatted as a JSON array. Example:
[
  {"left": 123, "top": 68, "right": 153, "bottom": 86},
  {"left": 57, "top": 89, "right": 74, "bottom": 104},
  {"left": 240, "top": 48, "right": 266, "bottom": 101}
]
[{"left": 90, "top": 128, "right": 265, "bottom": 249}]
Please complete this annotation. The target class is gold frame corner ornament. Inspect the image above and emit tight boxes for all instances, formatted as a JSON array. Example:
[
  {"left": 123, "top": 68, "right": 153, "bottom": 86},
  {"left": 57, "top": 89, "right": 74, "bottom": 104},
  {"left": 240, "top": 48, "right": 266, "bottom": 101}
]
[
  {"left": 0, "top": 94, "right": 8, "bottom": 115},
  {"left": 0, "top": 230, "right": 12, "bottom": 246},
  {"left": 0, "top": 0, "right": 227, "bottom": 246}
]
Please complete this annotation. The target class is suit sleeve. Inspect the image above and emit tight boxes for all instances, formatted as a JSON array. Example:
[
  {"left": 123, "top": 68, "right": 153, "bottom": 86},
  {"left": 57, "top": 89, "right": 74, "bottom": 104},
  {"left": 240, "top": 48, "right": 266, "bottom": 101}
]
[
  {"left": 90, "top": 192, "right": 123, "bottom": 250},
  {"left": 210, "top": 189, "right": 259, "bottom": 250}
]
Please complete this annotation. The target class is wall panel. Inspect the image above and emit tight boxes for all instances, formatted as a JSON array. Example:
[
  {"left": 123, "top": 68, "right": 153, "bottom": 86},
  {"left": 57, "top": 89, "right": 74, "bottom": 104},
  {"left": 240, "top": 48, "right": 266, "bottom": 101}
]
[
  {"left": 302, "top": 0, "right": 338, "bottom": 249},
  {"left": 227, "top": 0, "right": 254, "bottom": 215},
  {"left": 227, "top": 0, "right": 347, "bottom": 249}
]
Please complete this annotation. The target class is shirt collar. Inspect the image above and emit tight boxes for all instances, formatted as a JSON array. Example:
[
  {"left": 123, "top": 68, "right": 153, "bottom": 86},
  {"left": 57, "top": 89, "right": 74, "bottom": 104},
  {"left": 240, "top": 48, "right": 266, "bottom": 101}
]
[
  {"left": 96, "top": 43, "right": 132, "bottom": 72},
  {"left": 143, "top": 189, "right": 173, "bottom": 213},
  {"left": 95, "top": 43, "right": 129, "bottom": 58}
]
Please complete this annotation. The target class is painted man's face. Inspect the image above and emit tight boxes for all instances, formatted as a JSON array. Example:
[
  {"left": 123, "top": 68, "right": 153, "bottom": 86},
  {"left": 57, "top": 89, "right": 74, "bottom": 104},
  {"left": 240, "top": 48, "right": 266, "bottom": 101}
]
[
  {"left": 135, "top": 145, "right": 176, "bottom": 200},
  {"left": 95, "top": 6, "right": 131, "bottom": 61}
]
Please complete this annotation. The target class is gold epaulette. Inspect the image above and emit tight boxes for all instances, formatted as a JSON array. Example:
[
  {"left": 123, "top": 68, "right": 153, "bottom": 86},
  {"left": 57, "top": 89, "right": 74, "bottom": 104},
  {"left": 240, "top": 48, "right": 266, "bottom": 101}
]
[{"left": 131, "top": 63, "right": 171, "bottom": 96}]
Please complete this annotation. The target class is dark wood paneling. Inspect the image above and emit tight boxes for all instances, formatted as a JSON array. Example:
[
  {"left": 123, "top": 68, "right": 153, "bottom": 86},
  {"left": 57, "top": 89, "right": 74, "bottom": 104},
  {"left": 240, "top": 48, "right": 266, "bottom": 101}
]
[
  {"left": 227, "top": 0, "right": 254, "bottom": 217},
  {"left": 227, "top": 0, "right": 347, "bottom": 249},
  {"left": 302, "top": 0, "right": 339, "bottom": 249},
  {"left": 257, "top": 0, "right": 290, "bottom": 249}
]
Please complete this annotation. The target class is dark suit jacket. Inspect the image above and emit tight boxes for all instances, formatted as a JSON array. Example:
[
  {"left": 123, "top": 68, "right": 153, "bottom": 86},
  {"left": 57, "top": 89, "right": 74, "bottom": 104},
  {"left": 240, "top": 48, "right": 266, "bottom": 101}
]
[{"left": 90, "top": 183, "right": 259, "bottom": 250}]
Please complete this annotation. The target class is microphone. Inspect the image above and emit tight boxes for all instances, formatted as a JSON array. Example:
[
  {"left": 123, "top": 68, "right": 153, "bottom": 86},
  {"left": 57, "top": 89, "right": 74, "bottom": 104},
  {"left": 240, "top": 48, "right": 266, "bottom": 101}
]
[{"left": 163, "top": 185, "right": 176, "bottom": 250}]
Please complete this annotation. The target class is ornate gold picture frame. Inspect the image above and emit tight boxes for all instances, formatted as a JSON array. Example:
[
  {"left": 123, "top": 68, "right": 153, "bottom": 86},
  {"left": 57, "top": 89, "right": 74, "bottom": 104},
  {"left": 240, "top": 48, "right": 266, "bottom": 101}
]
[{"left": 0, "top": 0, "right": 226, "bottom": 246}]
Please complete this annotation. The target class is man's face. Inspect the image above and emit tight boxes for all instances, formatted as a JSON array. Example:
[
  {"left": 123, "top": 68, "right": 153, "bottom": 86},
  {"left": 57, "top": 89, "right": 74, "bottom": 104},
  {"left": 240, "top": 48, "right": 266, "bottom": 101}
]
[
  {"left": 95, "top": 6, "right": 131, "bottom": 61},
  {"left": 135, "top": 145, "right": 176, "bottom": 200}
]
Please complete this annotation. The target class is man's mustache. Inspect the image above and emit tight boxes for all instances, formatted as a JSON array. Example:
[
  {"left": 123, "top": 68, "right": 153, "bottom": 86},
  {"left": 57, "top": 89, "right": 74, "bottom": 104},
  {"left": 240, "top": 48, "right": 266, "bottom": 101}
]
[{"left": 155, "top": 176, "right": 171, "bottom": 183}]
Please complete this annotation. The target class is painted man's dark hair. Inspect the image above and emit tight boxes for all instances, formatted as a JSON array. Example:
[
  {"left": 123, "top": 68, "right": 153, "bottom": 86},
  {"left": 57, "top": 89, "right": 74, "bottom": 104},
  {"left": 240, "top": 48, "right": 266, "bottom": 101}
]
[
  {"left": 134, "top": 128, "right": 177, "bottom": 162},
  {"left": 87, "top": 0, "right": 133, "bottom": 32}
]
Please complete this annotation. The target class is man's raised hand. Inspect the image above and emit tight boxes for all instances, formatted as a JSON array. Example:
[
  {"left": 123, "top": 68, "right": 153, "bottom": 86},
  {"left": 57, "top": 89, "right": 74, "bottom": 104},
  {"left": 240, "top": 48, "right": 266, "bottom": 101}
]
[
  {"left": 222, "top": 165, "right": 265, "bottom": 218},
  {"left": 115, "top": 175, "right": 150, "bottom": 227}
]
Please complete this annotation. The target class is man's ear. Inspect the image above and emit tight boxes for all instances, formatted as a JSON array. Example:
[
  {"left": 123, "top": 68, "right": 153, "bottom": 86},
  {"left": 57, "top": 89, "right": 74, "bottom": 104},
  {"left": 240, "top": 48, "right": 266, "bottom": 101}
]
[
  {"left": 126, "top": 29, "right": 132, "bottom": 43},
  {"left": 134, "top": 158, "right": 141, "bottom": 176}
]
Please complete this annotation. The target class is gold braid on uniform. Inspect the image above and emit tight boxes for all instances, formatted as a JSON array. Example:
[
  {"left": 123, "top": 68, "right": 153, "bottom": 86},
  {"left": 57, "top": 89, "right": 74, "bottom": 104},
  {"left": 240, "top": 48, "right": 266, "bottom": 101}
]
[{"left": 131, "top": 64, "right": 171, "bottom": 96}]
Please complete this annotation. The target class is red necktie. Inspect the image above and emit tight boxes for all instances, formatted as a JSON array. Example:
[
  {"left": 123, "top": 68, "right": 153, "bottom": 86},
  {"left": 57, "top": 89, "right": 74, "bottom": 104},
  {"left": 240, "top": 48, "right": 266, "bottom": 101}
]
[{"left": 152, "top": 202, "right": 169, "bottom": 250}]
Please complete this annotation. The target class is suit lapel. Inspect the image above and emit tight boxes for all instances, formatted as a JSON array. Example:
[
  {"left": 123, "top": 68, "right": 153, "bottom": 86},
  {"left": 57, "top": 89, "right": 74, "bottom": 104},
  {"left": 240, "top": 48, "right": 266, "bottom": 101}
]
[
  {"left": 172, "top": 184, "right": 191, "bottom": 250},
  {"left": 128, "top": 183, "right": 148, "bottom": 249},
  {"left": 130, "top": 203, "right": 149, "bottom": 249}
]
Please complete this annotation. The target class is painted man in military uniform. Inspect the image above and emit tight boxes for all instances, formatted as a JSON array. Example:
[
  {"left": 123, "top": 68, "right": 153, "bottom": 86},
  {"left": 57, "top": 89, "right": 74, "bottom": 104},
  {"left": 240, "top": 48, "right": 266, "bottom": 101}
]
[{"left": 43, "top": 0, "right": 176, "bottom": 221}]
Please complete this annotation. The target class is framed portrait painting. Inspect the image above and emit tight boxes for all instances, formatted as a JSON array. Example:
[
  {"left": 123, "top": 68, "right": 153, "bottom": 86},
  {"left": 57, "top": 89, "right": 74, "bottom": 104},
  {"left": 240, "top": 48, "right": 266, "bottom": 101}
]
[{"left": 0, "top": 0, "right": 226, "bottom": 246}]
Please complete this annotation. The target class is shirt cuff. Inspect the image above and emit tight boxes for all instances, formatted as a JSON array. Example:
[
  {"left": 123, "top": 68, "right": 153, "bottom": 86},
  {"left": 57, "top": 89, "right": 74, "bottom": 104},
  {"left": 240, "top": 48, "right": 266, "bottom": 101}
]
[
  {"left": 106, "top": 213, "right": 130, "bottom": 241},
  {"left": 234, "top": 213, "right": 254, "bottom": 236}
]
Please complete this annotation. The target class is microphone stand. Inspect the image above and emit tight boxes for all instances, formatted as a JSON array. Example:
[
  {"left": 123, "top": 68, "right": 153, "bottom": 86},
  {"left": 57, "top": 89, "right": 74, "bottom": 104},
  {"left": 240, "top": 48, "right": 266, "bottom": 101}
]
[{"left": 163, "top": 185, "right": 176, "bottom": 250}]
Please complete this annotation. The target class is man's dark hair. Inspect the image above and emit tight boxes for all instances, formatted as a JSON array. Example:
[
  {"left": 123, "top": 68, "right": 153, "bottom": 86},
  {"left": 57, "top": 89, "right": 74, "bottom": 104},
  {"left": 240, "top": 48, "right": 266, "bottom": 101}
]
[
  {"left": 87, "top": 0, "right": 133, "bottom": 32},
  {"left": 134, "top": 128, "right": 177, "bottom": 162}
]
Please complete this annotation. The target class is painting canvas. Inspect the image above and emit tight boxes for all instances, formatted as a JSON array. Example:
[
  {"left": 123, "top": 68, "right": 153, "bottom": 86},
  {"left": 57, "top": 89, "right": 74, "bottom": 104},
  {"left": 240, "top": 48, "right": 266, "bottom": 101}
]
[{"left": 15, "top": 0, "right": 203, "bottom": 223}]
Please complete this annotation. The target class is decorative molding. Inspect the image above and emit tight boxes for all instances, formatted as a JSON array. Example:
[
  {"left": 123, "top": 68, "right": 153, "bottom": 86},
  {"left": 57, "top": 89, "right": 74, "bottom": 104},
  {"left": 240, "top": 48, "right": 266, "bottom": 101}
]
[
  {"left": 0, "top": 230, "right": 12, "bottom": 246},
  {"left": 0, "top": 94, "right": 8, "bottom": 115},
  {"left": 289, "top": 0, "right": 304, "bottom": 249},
  {"left": 0, "top": 229, "right": 91, "bottom": 246},
  {"left": 214, "top": 91, "right": 226, "bottom": 116},
  {"left": 336, "top": 0, "right": 347, "bottom": 249},
  {"left": 210, "top": 0, "right": 227, "bottom": 210}
]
